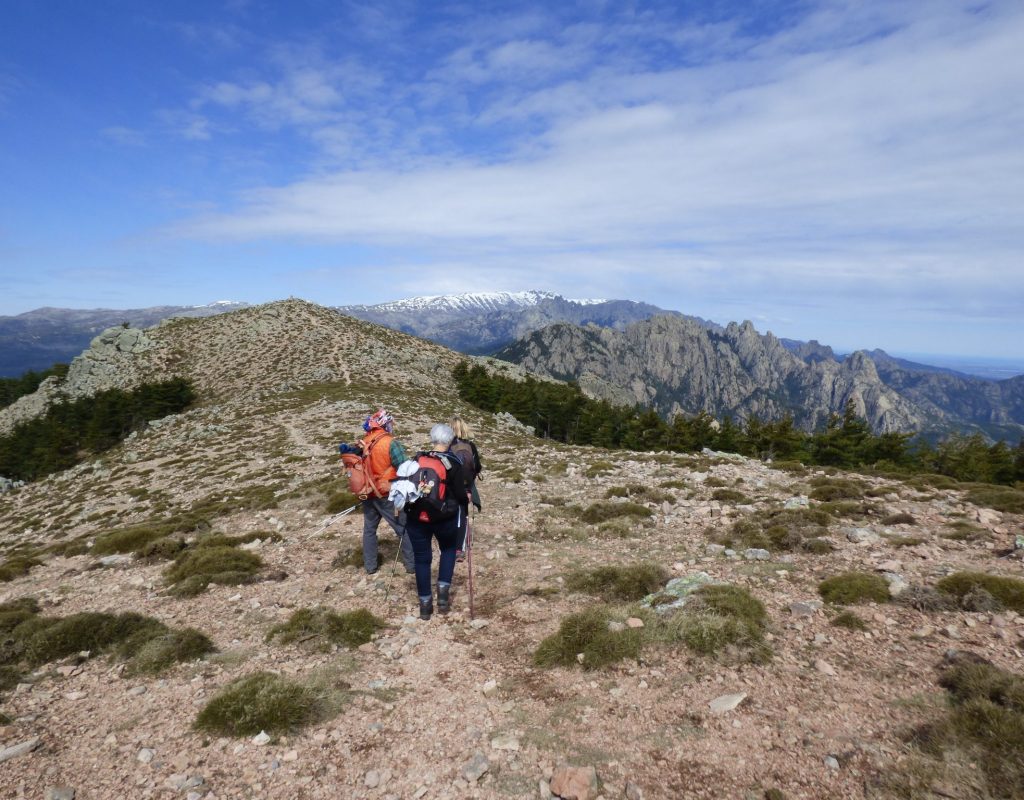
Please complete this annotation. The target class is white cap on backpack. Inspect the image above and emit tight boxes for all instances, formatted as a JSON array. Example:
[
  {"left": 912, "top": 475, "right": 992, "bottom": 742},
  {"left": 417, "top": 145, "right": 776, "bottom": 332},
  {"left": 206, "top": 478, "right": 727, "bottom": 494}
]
[{"left": 430, "top": 423, "right": 455, "bottom": 446}]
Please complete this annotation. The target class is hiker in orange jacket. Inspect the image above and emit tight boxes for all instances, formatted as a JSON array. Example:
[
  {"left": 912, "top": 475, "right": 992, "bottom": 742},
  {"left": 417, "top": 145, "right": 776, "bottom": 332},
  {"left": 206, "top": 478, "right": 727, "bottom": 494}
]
[{"left": 338, "top": 409, "right": 415, "bottom": 575}]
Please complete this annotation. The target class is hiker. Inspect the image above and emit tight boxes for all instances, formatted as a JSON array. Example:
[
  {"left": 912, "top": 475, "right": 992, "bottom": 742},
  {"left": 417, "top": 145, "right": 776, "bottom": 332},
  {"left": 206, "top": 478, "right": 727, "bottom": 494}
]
[
  {"left": 448, "top": 416, "right": 482, "bottom": 562},
  {"left": 338, "top": 408, "right": 415, "bottom": 575},
  {"left": 398, "top": 423, "right": 469, "bottom": 620}
]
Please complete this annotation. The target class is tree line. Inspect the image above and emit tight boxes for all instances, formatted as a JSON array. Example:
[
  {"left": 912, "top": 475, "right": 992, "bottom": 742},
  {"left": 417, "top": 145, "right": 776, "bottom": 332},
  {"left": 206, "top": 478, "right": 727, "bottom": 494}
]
[
  {"left": 0, "top": 378, "right": 196, "bottom": 481},
  {"left": 453, "top": 361, "right": 1024, "bottom": 486},
  {"left": 0, "top": 363, "right": 69, "bottom": 409}
]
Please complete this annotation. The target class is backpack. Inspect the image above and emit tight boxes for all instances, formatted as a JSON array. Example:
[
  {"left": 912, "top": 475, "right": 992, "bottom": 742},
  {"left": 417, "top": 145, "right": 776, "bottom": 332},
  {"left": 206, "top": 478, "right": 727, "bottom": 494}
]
[
  {"left": 450, "top": 438, "right": 482, "bottom": 480},
  {"left": 407, "top": 452, "right": 461, "bottom": 523},
  {"left": 341, "top": 434, "right": 390, "bottom": 499}
]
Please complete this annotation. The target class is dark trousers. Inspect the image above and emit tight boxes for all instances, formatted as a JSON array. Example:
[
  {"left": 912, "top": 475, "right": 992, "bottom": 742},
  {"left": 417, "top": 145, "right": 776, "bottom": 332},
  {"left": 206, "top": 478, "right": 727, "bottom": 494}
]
[
  {"left": 362, "top": 497, "right": 414, "bottom": 573},
  {"left": 406, "top": 511, "right": 460, "bottom": 600}
]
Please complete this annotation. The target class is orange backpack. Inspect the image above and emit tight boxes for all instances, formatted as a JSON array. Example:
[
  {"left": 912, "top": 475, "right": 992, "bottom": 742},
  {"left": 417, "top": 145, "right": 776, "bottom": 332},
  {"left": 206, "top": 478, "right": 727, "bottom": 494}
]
[{"left": 341, "top": 433, "right": 392, "bottom": 499}]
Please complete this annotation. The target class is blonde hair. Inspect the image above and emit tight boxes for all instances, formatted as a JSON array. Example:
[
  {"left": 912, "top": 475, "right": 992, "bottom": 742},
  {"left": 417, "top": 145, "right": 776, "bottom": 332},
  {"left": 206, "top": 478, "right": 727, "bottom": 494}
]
[{"left": 450, "top": 417, "right": 472, "bottom": 440}]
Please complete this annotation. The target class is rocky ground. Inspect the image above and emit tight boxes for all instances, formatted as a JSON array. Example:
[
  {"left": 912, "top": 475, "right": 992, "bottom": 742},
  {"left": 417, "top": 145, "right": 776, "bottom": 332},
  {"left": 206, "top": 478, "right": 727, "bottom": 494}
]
[{"left": 1, "top": 301, "right": 1022, "bottom": 800}]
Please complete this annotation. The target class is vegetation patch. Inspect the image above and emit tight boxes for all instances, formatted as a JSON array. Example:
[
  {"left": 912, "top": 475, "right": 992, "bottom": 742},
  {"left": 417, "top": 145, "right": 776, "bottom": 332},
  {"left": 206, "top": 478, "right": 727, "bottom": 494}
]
[
  {"left": 565, "top": 563, "right": 668, "bottom": 601},
  {"left": 534, "top": 607, "right": 642, "bottom": 670},
  {"left": 908, "top": 661, "right": 1024, "bottom": 798},
  {"left": 325, "top": 490, "right": 361, "bottom": 515},
  {"left": 194, "top": 672, "right": 327, "bottom": 736},
  {"left": 605, "top": 484, "right": 674, "bottom": 504},
  {"left": 942, "top": 521, "right": 987, "bottom": 541},
  {"left": 164, "top": 547, "right": 264, "bottom": 597},
  {"left": 831, "top": 610, "right": 868, "bottom": 630},
  {"left": 896, "top": 585, "right": 959, "bottom": 612},
  {"left": 584, "top": 460, "right": 615, "bottom": 478},
  {"left": 0, "top": 555, "right": 42, "bottom": 583},
  {"left": 715, "top": 508, "right": 833, "bottom": 554},
  {"left": 122, "top": 629, "right": 215, "bottom": 675},
  {"left": 267, "top": 607, "right": 386, "bottom": 650},
  {"left": 887, "top": 535, "right": 926, "bottom": 548},
  {"left": 882, "top": 512, "right": 917, "bottom": 525},
  {"left": 965, "top": 486, "right": 1024, "bottom": 514},
  {"left": 711, "top": 488, "right": 751, "bottom": 504},
  {"left": 818, "top": 572, "right": 890, "bottom": 605},
  {"left": 808, "top": 477, "right": 866, "bottom": 501},
  {"left": 936, "top": 572, "right": 1024, "bottom": 614},
  {"left": 579, "top": 501, "right": 653, "bottom": 525},
  {"left": 653, "top": 584, "right": 771, "bottom": 664}
]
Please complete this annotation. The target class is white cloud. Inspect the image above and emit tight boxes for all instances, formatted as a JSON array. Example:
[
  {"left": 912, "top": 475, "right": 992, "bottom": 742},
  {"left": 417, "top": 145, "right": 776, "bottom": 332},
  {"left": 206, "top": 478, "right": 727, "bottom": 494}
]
[{"left": 100, "top": 126, "right": 146, "bottom": 146}]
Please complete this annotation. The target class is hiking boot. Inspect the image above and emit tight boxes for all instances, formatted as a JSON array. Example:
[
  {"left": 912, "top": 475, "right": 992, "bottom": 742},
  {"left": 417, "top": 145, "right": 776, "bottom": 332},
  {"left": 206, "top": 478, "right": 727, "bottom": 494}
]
[
  {"left": 455, "top": 549, "right": 465, "bottom": 563},
  {"left": 437, "top": 584, "right": 451, "bottom": 614},
  {"left": 419, "top": 598, "right": 433, "bottom": 620}
]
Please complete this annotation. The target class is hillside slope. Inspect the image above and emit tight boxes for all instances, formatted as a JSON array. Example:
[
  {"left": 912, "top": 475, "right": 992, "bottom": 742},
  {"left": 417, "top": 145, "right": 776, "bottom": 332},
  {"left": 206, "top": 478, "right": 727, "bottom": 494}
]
[{"left": 1, "top": 300, "right": 1022, "bottom": 799}]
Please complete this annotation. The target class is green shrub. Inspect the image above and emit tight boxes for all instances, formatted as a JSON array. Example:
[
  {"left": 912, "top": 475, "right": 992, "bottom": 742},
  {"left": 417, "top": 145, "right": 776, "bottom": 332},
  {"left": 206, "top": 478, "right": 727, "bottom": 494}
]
[
  {"left": 940, "top": 662, "right": 1024, "bottom": 712},
  {"left": 656, "top": 585, "right": 771, "bottom": 664},
  {"left": 904, "top": 473, "right": 960, "bottom": 491},
  {"left": 566, "top": 563, "right": 668, "bottom": 601},
  {"left": 965, "top": 486, "right": 1024, "bottom": 514},
  {"left": 580, "top": 501, "right": 652, "bottom": 525},
  {"left": 584, "top": 461, "right": 614, "bottom": 478},
  {"left": 716, "top": 508, "right": 832, "bottom": 554},
  {"left": 704, "top": 477, "right": 728, "bottom": 488},
  {"left": 91, "top": 525, "right": 166, "bottom": 556},
  {"left": 0, "top": 555, "right": 42, "bottom": 582},
  {"left": 942, "top": 521, "right": 987, "bottom": 541},
  {"left": 887, "top": 535, "right": 925, "bottom": 548},
  {"left": 604, "top": 484, "right": 674, "bottom": 504},
  {"left": 194, "top": 672, "right": 325, "bottom": 736},
  {"left": 0, "top": 663, "right": 23, "bottom": 691},
  {"left": 135, "top": 537, "right": 188, "bottom": 561},
  {"left": 164, "top": 546, "right": 263, "bottom": 595},
  {"left": 769, "top": 461, "right": 807, "bottom": 475},
  {"left": 937, "top": 572, "right": 1024, "bottom": 614},
  {"left": 267, "top": 608, "right": 385, "bottom": 650},
  {"left": 23, "top": 612, "right": 166, "bottom": 666},
  {"left": 809, "top": 478, "right": 865, "bottom": 501},
  {"left": 711, "top": 488, "right": 750, "bottom": 504},
  {"left": 325, "top": 490, "right": 361, "bottom": 515},
  {"left": 896, "top": 585, "right": 958, "bottom": 612},
  {"left": 534, "top": 607, "right": 642, "bottom": 670},
  {"left": 194, "top": 531, "right": 283, "bottom": 549},
  {"left": 882, "top": 512, "right": 916, "bottom": 525},
  {"left": 123, "top": 629, "right": 215, "bottom": 675},
  {"left": 831, "top": 611, "right": 867, "bottom": 630},
  {"left": 818, "top": 572, "right": 890, "bottom": 605}
]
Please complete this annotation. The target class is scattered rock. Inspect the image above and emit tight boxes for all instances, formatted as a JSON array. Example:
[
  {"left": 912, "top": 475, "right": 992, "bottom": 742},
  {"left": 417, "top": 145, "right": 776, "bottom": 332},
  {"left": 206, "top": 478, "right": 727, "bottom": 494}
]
[
  {"left": 625, "top": 781, "right": 645, "bottom": 800},
  {"left": 45, "top": 789, "right": 75, "bottom": 800},
  {"left": 490, "top": 734, "right": 520, "bottom": 751},
  {"left": 784, "top": 496, "right": 809, "bottom": 509},
  {"left": 625, "top": 617, "right": 644, "bottom": 629},
  {"left": 462, "top": 753, "right": 489, "bottom": 783},
  {"left": 482, "top": 679, "right": 498, "bottom": 697},
  {"left": 0, "top": 737, "right": 41, "bottom": 764},
  {"left": 550, "top": 764, "right": 599, "bottom": 800},
  {"left": 743, "top": 548, "right": 770, "bottom": 561},
  {"left": 709, "top": 693, "right": 747, "bottom": 714},
  {"left": 365, "top": 770, "right": 381, "bottom": 788},
  {"left": 824, "top": 756, "right": 840, "bottom": 771},
  {"left": 814, "top": 659, "right": 837, "bottom": 677},
  {"left": 789, "top": 601, "right": 822, "bottom": 617},
  {"left": 845, "top": 528, "right": 879, "bottom": 544},
  {"left": 469, "top": 619, "right": 490, "bottom": 629},
  {"left": 137, "top": 747, "right": 155, "bottom": 764},
  {"left": 252, "top": 731, "right": 271, "bottom": 746}
]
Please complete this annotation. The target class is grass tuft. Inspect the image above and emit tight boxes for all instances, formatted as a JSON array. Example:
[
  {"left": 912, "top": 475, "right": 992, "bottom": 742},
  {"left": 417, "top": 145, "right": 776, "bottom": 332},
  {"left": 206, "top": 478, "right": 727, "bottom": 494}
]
[
  {"left": 579, "top": 501, "right": 653, "bottom": 525},
  {"left": 831, "top": 610, "right": 868, "bottom": 630},
  {"left": 194, "top": 672, "right": 325, "bottom": 736},
  {"left": 809, "top": 477, "right": 865, "bottom": 501},
  {"left": 565, "top": 563, "right": 668, "bottom": 601},
  {"left": 164, "top": 546, "right": 263, "bottom": 596},
  {"left": 653, "top": 584, "right": 771, "bottom": 664},
  {"left": 936, "top": 572, "right": 1024, "bottom": 614},
  {"left": 883, "top": 512, "right": 917, "bottom": 525},
  {"left": 266, "top": 607, "right": 386, "bottom": 650},
  {"left": 965, "top": 486, "right": 1024, "bottom": 514},
  {"left": 715, "top": 508, "right": 832, "bottom": 554},
  {"left": 896, "top": 585, "right": 958, "bottom": 612},
  {"left": 0, "top": 555, "right": 42, "bottom": 583},
  {"left": 123, "top": 628, "right": 215, "bottom": 675},
  {"left": 534, "top": 607, "right": 642, "bottom": 670},
  {"left": 818, "top": 572, "right": 890, "bottom": 605}
]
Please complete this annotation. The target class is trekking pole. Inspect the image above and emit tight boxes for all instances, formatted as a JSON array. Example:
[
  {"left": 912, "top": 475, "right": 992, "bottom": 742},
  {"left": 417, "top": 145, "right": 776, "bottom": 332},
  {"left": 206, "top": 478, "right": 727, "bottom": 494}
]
[
  {"left": 382, "top": 531, "right": 407, "bottom": 607},
  {"left": 304, "top": 503, "right": 360, "bottom": 539},
  {"left": 466, "top": 513, "right": 475, "bottom": 620}
]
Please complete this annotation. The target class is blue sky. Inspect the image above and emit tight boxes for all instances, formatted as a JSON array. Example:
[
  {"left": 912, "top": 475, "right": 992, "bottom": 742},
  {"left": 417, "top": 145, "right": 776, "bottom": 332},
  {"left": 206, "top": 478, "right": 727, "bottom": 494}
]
[{"left": 1, "top": 0, "right": 1022, "bottom": 358}]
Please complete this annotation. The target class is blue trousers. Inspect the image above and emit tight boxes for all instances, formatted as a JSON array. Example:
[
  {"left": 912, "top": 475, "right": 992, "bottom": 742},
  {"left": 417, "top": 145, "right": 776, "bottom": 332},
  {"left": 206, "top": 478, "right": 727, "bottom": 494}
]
[{"left": 406, "top": 511, "right": 460, "bottom": 600}]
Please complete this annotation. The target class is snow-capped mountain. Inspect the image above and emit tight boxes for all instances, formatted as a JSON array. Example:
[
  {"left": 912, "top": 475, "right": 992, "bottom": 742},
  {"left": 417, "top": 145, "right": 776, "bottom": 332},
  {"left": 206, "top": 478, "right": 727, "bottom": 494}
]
[{"left": 337, "top": 291, "right": 695, "bottom": 354}]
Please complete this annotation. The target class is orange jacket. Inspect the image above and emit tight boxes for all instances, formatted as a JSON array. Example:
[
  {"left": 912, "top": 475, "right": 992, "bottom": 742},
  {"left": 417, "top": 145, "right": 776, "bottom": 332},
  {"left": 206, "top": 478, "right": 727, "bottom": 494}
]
[{"left": 363, "top": 429, "right": 397, "bottom": 492}]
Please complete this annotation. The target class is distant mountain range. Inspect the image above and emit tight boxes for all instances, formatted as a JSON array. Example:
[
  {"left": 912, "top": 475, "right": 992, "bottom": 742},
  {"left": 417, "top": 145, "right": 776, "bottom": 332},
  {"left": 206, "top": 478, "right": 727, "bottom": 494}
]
[
  {"left": 3, "top": 292, "right": 1022, "bottom": 440},
  {"left": 337, "top": 290, "right": 719, "bottom": 354},
  {"left": 0, "top": 302, "right": 249, "bottom": 376}
]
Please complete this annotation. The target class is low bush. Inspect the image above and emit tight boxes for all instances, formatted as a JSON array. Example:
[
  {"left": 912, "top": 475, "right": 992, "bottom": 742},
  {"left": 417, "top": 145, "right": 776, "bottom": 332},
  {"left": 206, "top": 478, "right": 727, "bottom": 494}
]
[
  {"left": 0, "top": 555, "right": 42, "bottom": 582},
  {"left": 91, "top": 525, "right": 167, "bottom": 556},
  {"left": 942, "top": 521, "right": 987, "bottom": 541},
  {"left": 534, "top": 607, "right": 642, "bottom": 670},
  {"left": 164, "top": 547, "right": 263, "bottom": 597},
  {"left": 325, "top": 490, "right": 361, "bottom": 515},
  {"left": 604, "top": 485, "right": 674, "bottom": 504},
  {"left": 896, "top": 585, "right": 959, "bottom": 612},
  {"left": 715, "top": 508, "right": 832, "bottom": 554},
  {"left": 965, "top": 486, "right": 1024, "bottom": 514},
  {"left": 136, "top": 537, "right": 188, "bottom": 561},
  {"left": 655, "top": 584, "right": 771, "bottom": 664},
  {"left": 267, "top": 607, "right": 385, "bottom": 650},
  {"left": 882, "top": 512, "right": 917, "bottom": 525},
  {"left": 584, "top": 460, "right": 614, "bottom": 478},
  {"left": 831, "top": 611, "right": 868, "bottom": 630},
  {"left": 809, "top": 478, "right": 865, "bottom": 501},
  {"left": 937, "top": 572, "right": 1024, "bottom": 614},
  {"left": 818, "top": 572, "right": 890, "bottom": 605},
  {"left": 566, "top": 563, "right": 668, "bottom": 601},
  {"left": 711, "top": 488, "right": 750, "bottom": 504},
  {"left": 194, "top": 672, "right": 325, "bottom": 736},
  {"left": 122, "top": 629, "right": 215, "bottom": 675},
  {"left": 580, "top": 501, "right": 652, "bottom": 525}
]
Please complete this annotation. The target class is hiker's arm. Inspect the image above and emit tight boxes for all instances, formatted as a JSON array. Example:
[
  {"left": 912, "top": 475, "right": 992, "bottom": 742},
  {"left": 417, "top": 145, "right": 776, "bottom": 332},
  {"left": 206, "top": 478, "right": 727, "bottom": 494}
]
[{"left": 389, "top": 439, "right": 408, "bottom": 468}]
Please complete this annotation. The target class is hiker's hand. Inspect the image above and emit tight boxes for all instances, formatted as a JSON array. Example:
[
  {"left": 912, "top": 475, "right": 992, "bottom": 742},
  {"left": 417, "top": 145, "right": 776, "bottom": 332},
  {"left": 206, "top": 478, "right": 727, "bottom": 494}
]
[{"left": 473, "top": 501, "right": 482, "bottom": 512}]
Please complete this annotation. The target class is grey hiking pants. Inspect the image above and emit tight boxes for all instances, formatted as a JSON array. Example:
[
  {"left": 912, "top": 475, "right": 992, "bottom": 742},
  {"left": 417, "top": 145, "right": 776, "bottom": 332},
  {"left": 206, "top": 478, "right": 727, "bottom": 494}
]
[{"left": 362, "top": 496, "right": 414, "bottom": 574}]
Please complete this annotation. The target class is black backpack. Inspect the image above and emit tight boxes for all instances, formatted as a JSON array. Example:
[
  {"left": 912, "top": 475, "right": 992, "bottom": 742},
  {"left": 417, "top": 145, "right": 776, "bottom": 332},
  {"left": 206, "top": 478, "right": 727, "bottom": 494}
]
[
  {"left": 450, "top": 438, "right": 482, "bottom": 480},
  {"left": 408, "top": 452, "right": 460, "bottom": 523}
]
